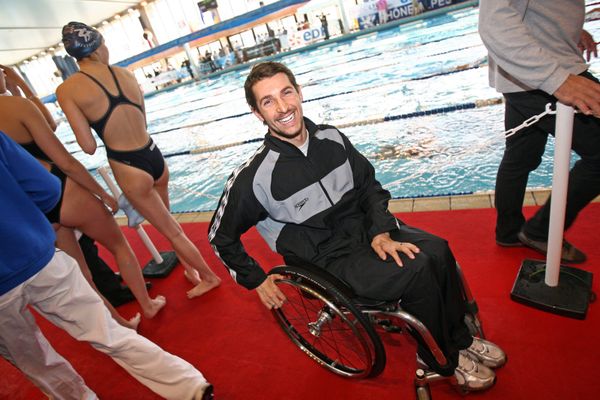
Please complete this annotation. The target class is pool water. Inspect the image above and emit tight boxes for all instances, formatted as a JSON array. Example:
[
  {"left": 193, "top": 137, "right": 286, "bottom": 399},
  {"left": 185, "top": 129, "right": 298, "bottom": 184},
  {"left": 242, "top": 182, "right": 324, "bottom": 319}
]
[{"left": 57, "top": 5, "right": 600, "bottom": 213}]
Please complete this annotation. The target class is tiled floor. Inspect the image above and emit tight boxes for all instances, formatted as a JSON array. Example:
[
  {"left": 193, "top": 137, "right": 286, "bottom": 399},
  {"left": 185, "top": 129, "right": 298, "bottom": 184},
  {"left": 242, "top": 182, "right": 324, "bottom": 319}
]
[{"left": 115, "top": 189, "right": 600, "bottom": 226}]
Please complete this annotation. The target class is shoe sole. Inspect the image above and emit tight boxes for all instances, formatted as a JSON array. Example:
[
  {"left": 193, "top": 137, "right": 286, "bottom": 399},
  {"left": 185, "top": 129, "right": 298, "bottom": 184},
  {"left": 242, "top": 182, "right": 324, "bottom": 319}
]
[
  {"left": 460, "top": 375, "right": 497, "bottom": 392},
  {"left": 496, "top": 240, "right": 524, "bottom": 248},
  {"left": 518, "top": 232, "right": 586, "bottom": 264}
]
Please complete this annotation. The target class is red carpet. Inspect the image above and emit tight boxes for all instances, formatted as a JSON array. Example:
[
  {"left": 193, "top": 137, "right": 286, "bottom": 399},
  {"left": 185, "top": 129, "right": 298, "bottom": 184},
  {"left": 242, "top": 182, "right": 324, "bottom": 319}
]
[{"left": 1, "top": 204, "right": 598, "bottom": 399}]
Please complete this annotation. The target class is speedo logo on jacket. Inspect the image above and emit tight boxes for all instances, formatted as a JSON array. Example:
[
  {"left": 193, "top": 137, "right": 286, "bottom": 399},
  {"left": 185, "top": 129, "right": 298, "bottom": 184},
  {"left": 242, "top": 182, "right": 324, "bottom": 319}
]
[{"left": 253, "top": 127, "right": 353, "bottom": 250}]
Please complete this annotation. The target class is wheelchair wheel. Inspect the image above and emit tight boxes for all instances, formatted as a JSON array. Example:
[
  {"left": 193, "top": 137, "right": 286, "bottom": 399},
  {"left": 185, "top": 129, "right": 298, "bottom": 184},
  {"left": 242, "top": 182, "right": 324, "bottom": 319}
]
[{"left": 270, "top": 265, "right": 386, "bottom": 379}]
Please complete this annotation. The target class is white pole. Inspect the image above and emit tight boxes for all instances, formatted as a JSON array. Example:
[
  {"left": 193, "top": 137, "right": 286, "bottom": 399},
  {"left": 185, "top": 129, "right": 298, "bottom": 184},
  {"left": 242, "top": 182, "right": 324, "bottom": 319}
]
[
  {"left": 97, "top": 166, "right": 164, "bottom": 264},
  {"left": 545, "top": 102, "right": 574, "bottom": 286},
  {"left": 336, "top": 0, "right": 351, "bottom": 34},
  {"left": 134, "top": 226, "right": 164, "bottom": 264}
]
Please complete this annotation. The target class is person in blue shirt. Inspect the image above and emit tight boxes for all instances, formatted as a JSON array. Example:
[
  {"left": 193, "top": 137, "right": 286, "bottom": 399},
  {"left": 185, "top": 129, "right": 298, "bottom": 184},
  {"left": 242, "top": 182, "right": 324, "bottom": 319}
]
[{"left": 0, "top": 131, "right": 213, "bottom": 399}]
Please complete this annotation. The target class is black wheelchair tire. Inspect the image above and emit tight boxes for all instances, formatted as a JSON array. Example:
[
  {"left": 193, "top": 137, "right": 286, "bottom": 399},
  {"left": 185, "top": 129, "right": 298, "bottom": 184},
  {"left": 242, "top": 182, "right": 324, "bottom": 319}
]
[{"left": 269, "top": 265, "right": 386, "bottom": 378}]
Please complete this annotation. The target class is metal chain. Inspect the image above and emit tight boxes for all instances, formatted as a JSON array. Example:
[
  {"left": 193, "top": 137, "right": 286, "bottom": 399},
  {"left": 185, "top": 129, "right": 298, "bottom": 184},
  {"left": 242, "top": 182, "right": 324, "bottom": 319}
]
[{"left": 503, "top": 102, "right": 556, "bottom": 138}]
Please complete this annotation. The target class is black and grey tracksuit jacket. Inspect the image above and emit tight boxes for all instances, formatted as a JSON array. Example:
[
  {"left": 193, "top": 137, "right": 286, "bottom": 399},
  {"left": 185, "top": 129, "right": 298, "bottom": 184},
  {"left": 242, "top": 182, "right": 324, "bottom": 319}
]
[{"left": 208, "top": 117, "right": 401, "bottom": 290}]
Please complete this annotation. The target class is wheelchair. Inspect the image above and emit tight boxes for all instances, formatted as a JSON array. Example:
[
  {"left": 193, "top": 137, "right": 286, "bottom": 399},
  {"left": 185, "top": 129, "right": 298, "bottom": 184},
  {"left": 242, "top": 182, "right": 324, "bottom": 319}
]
[{"left": 268, "top": 262, "right": 485, "bottom": 399}]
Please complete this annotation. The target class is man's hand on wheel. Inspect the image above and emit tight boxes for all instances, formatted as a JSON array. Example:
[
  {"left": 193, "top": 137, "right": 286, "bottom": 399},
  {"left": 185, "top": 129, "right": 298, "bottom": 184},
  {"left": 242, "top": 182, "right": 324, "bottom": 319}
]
[{"left": 256, "top": 274, "right": 287, "bottom": 309}]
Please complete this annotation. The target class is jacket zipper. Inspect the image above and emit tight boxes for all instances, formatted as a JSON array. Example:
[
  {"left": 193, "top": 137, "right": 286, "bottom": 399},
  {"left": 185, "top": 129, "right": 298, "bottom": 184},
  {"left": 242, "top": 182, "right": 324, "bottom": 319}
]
[{"left": 306, "top": 156, "right": 334, "bottom": 207}]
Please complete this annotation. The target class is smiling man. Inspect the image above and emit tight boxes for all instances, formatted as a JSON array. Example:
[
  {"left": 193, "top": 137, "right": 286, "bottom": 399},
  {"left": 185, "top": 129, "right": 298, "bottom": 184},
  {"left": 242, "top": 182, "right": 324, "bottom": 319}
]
[{"left": 208, "top": 62, "right": 505, "bottom": 390}]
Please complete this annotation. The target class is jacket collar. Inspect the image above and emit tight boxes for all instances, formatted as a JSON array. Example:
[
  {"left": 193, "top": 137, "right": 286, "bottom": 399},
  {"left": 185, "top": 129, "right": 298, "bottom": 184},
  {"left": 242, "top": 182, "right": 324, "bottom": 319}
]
[{"left": 264, "top": 117, "right": 318, "bottom": 154}]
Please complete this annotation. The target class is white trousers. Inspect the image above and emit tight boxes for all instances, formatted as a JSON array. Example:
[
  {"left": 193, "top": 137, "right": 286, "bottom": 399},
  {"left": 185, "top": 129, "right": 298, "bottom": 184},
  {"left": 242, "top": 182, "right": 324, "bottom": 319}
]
[{"left": 0, "top": 250, "right": 208, "bottom": 400}]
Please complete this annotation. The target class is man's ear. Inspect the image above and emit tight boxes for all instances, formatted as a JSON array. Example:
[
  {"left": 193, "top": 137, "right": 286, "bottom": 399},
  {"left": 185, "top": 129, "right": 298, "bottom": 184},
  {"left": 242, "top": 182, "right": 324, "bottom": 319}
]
[
  {"left": 298, "top": 85, "right": 303, "bottom": 102},
  {"left": 252, "top": 108, "right": 265, "bottom": 124}
]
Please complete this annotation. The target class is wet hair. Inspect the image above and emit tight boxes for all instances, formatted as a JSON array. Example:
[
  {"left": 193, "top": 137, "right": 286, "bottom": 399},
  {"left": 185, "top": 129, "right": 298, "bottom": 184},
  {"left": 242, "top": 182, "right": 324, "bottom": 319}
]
[
  {"left": 244, "top": 62, "right": 299, "bottom": 110},
  {"left": 62, "top": 21, "right": 103, "bottom": 60}
]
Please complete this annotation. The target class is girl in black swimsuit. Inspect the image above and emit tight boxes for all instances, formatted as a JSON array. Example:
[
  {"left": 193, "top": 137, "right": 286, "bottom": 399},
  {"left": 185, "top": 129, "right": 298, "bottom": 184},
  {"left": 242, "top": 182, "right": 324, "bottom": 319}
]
[{"left": 58, "top": 22, "right": 221, "bottom": 299}]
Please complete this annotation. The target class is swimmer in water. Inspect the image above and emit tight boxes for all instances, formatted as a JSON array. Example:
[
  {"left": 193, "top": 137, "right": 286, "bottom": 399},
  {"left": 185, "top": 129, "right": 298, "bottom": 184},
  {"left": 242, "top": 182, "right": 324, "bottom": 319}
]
[{"left": 375, "top": 136, "right": 437, "bottom": 160}]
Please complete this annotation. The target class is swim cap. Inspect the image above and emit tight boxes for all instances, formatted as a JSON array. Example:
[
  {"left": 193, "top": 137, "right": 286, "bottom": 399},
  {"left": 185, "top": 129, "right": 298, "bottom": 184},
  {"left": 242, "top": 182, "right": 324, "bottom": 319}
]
[{"left": 62, "top": 22, "right": 103, "bottom": 59}]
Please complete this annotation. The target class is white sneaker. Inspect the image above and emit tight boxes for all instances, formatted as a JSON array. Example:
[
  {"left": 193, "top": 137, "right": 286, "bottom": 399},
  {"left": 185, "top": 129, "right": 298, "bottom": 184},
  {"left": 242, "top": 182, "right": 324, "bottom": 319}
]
[
  {"left": 455, "top": 352, "right": 496, "bottom": 391},
  {"left": 464, "top": 337, "right": 507, "bottom": 368}
]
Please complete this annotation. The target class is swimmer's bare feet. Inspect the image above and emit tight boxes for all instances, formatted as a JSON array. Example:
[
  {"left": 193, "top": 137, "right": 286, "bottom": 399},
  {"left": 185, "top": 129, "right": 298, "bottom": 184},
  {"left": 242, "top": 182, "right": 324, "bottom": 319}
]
[
  {"left": 187, "top": 276, "right": 221, "bottom": 299},
  {"left": 143, "top": 295, "right": 167, "bottom": 318},
  {"left": 184, "top": 268, "right": 202, "bottom": 286},
  {"left": 125, "top": 313, "right": 142, "bottom": 331}
]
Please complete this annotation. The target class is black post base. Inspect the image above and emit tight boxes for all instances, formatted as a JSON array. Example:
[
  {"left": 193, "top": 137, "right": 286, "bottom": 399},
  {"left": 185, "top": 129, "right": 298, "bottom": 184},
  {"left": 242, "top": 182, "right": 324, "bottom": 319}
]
[
  {"left": 510, "top": 259, "right": 594, "bottom": 320},
  {"left": 142, "top": 251, "right": 179, "bottom": 278}
]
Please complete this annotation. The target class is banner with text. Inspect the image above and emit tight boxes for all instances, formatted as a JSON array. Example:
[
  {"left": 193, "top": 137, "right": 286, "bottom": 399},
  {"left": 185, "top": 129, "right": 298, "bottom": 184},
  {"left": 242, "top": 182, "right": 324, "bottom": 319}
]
[{"left": 356, "top": 0, "right": 468, "bottom": 29}]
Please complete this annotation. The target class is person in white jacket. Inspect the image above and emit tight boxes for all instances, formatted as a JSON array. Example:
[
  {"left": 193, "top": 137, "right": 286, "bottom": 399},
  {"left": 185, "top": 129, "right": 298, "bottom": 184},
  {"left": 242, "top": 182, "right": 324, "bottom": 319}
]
[{"left": 478, "top": 0, "right": 600, "bottom": 263}]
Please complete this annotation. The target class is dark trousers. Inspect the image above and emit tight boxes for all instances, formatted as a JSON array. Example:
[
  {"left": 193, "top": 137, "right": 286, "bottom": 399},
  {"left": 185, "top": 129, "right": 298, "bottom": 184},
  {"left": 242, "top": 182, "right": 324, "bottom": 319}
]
[
  {"left": 326, "top": 224, "right": 471, "bottom": 376},
  {"left": 497, "top": 72, "right": 600, "bottom": 242},
  {"left": 79, "top": 234, "right": 135, "bottom": 307}
]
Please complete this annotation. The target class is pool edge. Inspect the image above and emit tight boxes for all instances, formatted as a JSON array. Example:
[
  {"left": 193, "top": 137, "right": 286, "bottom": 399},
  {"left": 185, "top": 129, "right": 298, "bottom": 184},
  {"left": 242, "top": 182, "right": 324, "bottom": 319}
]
[{"left": 114, "top": 188, "right": 600, "bottom": 225}]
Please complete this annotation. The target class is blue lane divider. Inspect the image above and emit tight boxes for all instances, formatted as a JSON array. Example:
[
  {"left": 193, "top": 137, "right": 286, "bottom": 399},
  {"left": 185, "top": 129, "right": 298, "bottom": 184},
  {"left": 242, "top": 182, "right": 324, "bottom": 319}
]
[
  {"left": 385, "top": 102, "right": 476, "bottom": 121},
  {"left": 393, "top": 191, "right": 473, "bottom": 199}
]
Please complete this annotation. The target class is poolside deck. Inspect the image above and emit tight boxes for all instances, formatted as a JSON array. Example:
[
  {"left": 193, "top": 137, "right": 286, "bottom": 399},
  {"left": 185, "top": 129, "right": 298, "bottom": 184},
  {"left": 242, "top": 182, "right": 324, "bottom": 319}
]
[{"left": 114, "top": 188, "right": 600, "bottom": 225}]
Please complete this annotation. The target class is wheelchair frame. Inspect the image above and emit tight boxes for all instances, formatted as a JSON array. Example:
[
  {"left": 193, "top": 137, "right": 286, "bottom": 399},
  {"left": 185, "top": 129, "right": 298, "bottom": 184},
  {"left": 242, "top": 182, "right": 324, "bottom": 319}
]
[{"left": 268, "top": 263, "right": 485, "bottom": 399}]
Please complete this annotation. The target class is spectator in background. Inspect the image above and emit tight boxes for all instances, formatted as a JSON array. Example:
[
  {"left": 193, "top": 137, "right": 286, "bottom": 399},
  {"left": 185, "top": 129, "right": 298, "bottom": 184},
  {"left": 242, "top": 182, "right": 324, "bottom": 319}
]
[
  {"left": 182, "top": 59, "right": 194, "bottom": 78},
  {"left": 204, "top": 50, "right": 217, "bottom": 72},
  {"left": 279, "top": 28, "right": 289, "bottom": 52},
  {"left": 143, "top": 32, "right": 154, "bottom": 48},
  {"left": 377, "top": 0, "right": 388, "bottom": 25},
  {"left": 412, "top": 0, "right": 423, "bottom": 16},
  {"left": 319, "top": 14, "right": 330, "bottom": 40}
]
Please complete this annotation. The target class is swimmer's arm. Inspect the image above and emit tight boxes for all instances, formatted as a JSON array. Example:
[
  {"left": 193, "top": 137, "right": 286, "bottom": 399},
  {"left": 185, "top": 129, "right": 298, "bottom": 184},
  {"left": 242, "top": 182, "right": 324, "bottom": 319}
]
[
  {"left": 56, "top": 84, "right": 98, "bottom": 155},
  {"left": 28, "top": 97, "right": 57, "bottom": 132},
  {"left": 1, "top": 65, "right": 57, "bottom": 131},
  {"left": 22, "top": 100, "right": 118, "bottom": 213}
]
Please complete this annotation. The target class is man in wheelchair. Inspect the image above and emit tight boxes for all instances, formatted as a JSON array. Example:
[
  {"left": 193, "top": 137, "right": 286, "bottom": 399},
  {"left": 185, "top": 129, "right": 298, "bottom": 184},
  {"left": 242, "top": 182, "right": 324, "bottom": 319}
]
[{"left": 208, "top": 61, "right": 506, "bottom": 392}]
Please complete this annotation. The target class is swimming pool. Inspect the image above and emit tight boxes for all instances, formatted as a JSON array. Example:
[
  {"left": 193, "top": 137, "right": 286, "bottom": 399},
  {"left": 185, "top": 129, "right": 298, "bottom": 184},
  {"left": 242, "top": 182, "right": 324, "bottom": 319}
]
[{"left": 57, "top": 4, "right": 600, "bottom": 213}]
